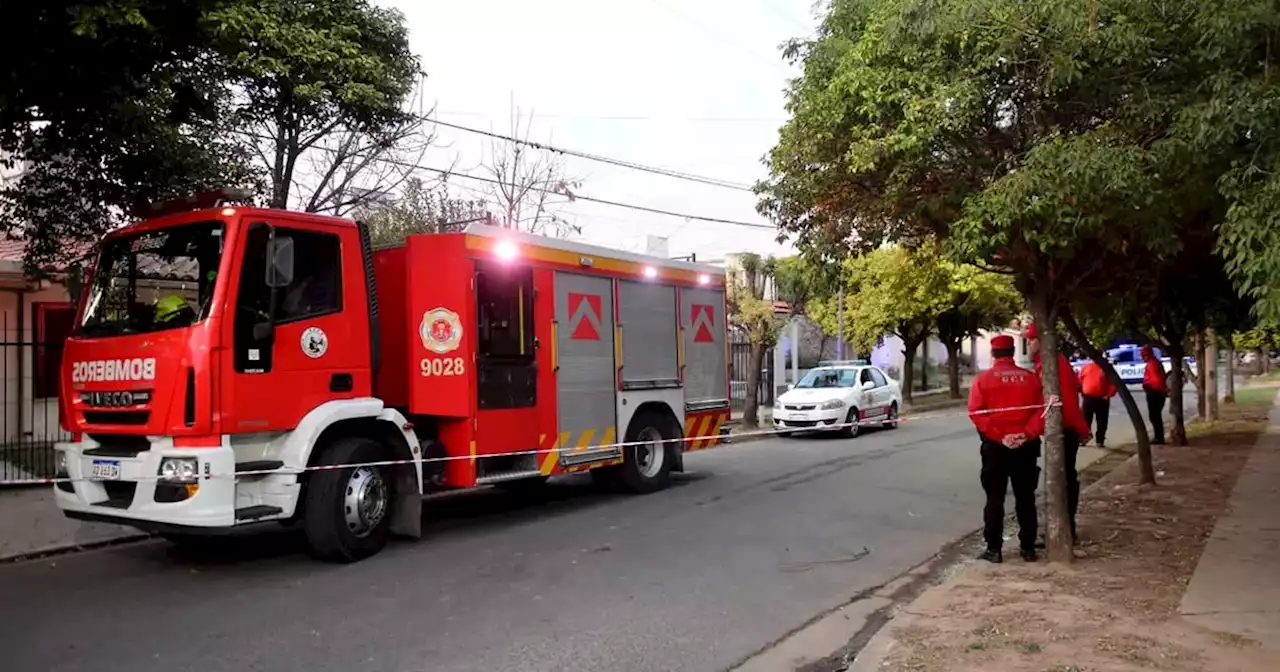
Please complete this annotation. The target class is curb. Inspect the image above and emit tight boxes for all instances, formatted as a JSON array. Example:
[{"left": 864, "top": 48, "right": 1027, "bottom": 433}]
[{"left": 0, "top": 532, "right": 154, "bottom": 565}]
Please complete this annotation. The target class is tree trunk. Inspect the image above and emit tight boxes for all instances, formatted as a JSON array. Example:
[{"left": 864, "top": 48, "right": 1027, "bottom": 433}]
[
  {"left": 1167, "top": 342, "right": 1188, "bottom": 446},
  {"left": 1062, "top": 310, "right": 1157, "bottom": 478},
  {"left": 1225, "top": 347, "right": 1236, "bottom": 403},
  {"left": 1029, "top": 292, "right": 1072, "bottom": 563},
  {"left": 1262, "top": 348, "right": 1271, "bottom": 374},
  {"left": 946, "top": 341, "right": 962, "bottom": 399},
  {"left": 1195, "top": 334, "right": 1207, "bottom": 420},
  {"left": 1206, "top": 328, "right": 1219, "bottom": 421},
  {"left": 919, "top": 336, "right": 928, "bottom": 391},
  {"left": 743, "top": 342, "right": 766, "bottom": 428},
  {"left": 901, "top": 346, "right": 916, "bottom": 405}
]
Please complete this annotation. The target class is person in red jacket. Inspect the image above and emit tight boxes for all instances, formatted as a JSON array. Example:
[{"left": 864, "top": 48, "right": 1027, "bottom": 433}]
[
  {"left": 968, "top": 334, "right": 1046, "bottom": 563},
  {"left": 1025, "top": 323, "right": 1092, "bottom": 544},
  {"left": 1141, "top": 345, "right": 1168, "bottom": 445},
  {"left": 1078, "top": 359, "right": 1117, "bottom": 449}
]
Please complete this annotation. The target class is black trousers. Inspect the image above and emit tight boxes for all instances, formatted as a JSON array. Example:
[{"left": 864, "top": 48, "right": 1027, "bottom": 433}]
[
  {"left": 1064, "top": 429, "right": 1080, "bottom": 537},
  {"left": 1144, "top": 385, "right": 1167, "bottom": 444},
  {"left": 1081, "top": 395, "right": 1110, "bottom": 444},
  {"left": 980, "top": 438, "right": 1041, "bottom": 552}
]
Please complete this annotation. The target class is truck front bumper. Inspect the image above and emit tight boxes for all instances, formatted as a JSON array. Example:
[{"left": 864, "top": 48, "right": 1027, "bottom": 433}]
[{"left": 54, "top": 437, "right": 250, "bottom": 531}]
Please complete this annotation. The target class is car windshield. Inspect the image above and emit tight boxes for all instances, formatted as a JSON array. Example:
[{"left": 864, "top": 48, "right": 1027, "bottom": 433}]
[
  {"left": 795, "top": 368, "right": 858, "bottom": 388},
  {"left": 77, "top": 221, "right": 225, "bottom": 337}
]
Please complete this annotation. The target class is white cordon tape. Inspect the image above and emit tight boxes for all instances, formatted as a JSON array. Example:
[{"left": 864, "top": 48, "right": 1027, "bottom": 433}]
[{"left": 4, "top": 401, "right": 1062, "bottom": 486}]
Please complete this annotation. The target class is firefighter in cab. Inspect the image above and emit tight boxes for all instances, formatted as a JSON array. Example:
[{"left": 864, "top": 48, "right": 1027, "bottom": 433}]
[{"left": 968, "top": 334, "right": 1045, "bottom": 563}]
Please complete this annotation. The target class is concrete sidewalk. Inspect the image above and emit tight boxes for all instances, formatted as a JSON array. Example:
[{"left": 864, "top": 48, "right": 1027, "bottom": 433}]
[
  {"left": 1179, "top": 397, "right": 1280, "bottom": 649},
  {"left": 0, "top": 487, "right": 145, "bottom": 562}
]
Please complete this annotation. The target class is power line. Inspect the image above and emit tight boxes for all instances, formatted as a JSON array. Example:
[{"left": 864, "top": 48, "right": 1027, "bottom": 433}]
[
  {"left": 428, "top": 116, "right": 756, "bottom": 192},
  {"left": 435, "top": 110, "right": 787, "bottom": 124},
  {"left": 236, "top": 130, "right": 776, "bottom": 231}
]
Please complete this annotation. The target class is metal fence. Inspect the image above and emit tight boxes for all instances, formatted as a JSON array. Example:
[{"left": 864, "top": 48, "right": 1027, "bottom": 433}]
[
  {"left": 0, "top": 338, "right": 73, "bottom": 485},
  {"left": 729, "top": 328, "right": 774, "bottom": 413}
]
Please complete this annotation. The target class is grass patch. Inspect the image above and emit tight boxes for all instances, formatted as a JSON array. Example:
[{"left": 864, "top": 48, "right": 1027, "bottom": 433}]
[{"left": 1231, "top": 386, "right": 1277, "bottom": 407}]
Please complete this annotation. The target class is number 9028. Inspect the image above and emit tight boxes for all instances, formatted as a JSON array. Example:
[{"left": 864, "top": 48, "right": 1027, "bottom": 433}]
[{"left": 420, "top": 357, "right": 466, "bottom": 377}]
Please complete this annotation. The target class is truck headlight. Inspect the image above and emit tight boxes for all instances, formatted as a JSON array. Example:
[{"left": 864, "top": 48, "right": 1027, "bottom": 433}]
[
  {"left": 820, "top": 399, "right": 846, "bottom": 410},
  {"left": 158, "top": 457, "right": 198, "bottom": 483}
]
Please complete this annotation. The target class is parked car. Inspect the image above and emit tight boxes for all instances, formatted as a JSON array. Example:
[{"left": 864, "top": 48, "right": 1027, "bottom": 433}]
[{"left": 772, "top": 362, "right": 902, "bottom": 438}]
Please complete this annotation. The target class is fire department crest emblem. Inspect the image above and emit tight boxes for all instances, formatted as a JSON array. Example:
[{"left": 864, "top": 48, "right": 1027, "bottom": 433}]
[{"left": 420, "top": 308, "right": 463, "bottom": 354}]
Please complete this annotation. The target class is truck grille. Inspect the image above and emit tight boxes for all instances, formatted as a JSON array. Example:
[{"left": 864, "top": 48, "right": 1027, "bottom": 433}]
[{"left": 83, "top": 411, "right": 150, "bottom": 426}]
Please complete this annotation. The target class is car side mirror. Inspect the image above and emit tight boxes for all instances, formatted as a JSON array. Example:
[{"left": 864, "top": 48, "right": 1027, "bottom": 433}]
[
  {"left": 787, "top": 384, "right": 795, "bottom": 391},
  {"left": 861, "top": 380, "right": 875, "bottom": 390}
]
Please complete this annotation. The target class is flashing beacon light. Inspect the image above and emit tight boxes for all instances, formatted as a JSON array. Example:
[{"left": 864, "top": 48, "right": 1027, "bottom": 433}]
[
  {"left": 495, "top": 240, "right": 519, "bottom": 261},
  {"left": 220, "top": 207, "right": 237, "bottom": 216},
  {"left": 643, "top": 266, "right": 658, "bottom": 279},
  {"left": 697, "top": 273, "right": 711, "bottom": 285}
]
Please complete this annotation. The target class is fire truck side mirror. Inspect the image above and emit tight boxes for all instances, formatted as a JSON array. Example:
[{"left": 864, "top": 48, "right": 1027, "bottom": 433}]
[{"left": 265, "top": 235, "right": 295, "bottom": 289}]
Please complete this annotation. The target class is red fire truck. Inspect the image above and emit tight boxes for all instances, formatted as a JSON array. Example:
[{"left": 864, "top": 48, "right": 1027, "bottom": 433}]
[{"left": 53, "top": 192, "right": 731, "bottom": 562}]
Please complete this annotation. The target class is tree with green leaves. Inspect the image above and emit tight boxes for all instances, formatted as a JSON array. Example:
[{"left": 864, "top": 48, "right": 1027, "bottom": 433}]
[
  {"left": 757, "top": 0, "right": 1218, "bottom": 561},
  {"left": 206, "top": 0, "right": 420, "bottom": 210},
  {"left": 0, "top": 0, "right": 258, "bottom": 273},
  {"left": 727, "top": 254, "right": 780, "bottom": 428},
  {"left": 935, "top": 265, "right": 1022, "bottom": 399},
  {"left": 809, "top": 244, "right": 952, "bottom": 404}
]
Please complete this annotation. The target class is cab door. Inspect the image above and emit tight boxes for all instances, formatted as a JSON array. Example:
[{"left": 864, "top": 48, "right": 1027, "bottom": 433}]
[{"left": 221, "top": 218, "right": 371, "bottom": 433}]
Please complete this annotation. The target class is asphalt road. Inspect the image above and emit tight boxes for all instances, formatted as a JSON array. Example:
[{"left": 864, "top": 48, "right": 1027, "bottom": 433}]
[{"left": 0, "top": 392, "right": 1185, "bottom": 672}]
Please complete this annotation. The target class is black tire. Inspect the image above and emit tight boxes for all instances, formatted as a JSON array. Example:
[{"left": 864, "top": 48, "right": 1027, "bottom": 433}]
[
  {"left": 883, "top": 402, "right": 900, "bottom": 430},
  {"left": 616, "top": 408, "right": 678, "bottom": 494},
  {"left": 302, "top": 437, "right": 393, "bottom": 563},
  {"left": 839, "top": 407, "right": 861, "bottom": 438}
]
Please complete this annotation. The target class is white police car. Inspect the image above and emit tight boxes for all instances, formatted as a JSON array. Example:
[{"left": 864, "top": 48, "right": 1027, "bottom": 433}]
[{"left": 772, "top": 361, "right": 902, "bottom": 438}]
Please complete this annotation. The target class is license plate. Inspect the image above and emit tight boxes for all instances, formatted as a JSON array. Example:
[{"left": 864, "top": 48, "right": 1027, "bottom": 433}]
[
  {"left": 792, "top": 413, "right": 809, "bottom": 421},
  {"left": 91, "top": 459, "right": 121, "bottom": 480}
]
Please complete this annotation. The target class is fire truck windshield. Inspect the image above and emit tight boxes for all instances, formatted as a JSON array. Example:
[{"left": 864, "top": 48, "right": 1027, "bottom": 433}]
[{"left": 77, "top": 221, "right": 225, "bottom": 336}]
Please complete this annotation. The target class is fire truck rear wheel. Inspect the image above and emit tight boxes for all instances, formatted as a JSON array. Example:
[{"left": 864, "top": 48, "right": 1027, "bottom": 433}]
[
  {"left": 616, "top": 409, "right": 677, "bottom": 494},
  {"left": 303, "top": 437, "right": 393, "bottom": 563}
]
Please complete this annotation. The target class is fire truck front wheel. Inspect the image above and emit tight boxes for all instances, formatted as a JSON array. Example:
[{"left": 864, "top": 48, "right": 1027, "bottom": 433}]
[
  {"left": 616, "top": 408, "right": 678, "bottom": 494},
  {"left": 302, "top": 437, "right": 393, "bottom": 563}
]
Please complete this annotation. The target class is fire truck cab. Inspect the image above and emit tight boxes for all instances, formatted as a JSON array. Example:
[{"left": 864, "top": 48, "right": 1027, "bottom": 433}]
[{"left": 54, "top": 194, "right": 730, "bottom": 562}]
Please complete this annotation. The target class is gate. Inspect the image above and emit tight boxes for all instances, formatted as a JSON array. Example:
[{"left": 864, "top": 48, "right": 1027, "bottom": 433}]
[
  {"left": 0, "top": 321, "right": 74, "bottom": 485},
  {"left": 728, "top": 327, "right": 773, "bottom": 413}
]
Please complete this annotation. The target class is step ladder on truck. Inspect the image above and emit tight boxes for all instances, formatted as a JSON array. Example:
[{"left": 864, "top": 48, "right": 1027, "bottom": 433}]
[{"left": 53, "top": 190, "right": 732, "bottom": 562}]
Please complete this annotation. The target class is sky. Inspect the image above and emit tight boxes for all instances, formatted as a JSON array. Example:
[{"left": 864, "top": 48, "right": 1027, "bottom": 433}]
[{"left": 381, "top": 0, "right": 818, "bottom": 261}]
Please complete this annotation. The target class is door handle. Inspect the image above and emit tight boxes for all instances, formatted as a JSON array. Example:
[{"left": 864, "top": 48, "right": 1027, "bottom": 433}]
[{"left": 330, "top": 373, "right": 354, "bottom": 393}]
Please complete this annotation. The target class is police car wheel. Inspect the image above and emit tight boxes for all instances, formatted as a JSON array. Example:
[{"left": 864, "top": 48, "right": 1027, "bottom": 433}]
[
  {"left": 616, "top": 408, "right": 677, "bottom": 494},
  {"left": 302, "top": 437, "right": 392, "bottom": 563},
  {"left": 883, "top": 403, "right": 900, "bottom": 429},
  {"left": 840, "top": 408, "right": 861, "bottom": 438}
]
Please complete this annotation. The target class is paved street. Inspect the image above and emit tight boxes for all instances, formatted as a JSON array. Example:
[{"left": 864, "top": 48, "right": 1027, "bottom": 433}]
[{"left": 0, "top": 394, "right": 1181, "bottom": 672}]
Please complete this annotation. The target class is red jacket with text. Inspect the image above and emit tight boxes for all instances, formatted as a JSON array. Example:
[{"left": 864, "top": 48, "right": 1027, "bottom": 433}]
[
  {"left": 968, "top": 357, "right": 1046, "bottom": 442},
  {"left": 1035, "top": 352, "right": 1091, "bottom": 436}
]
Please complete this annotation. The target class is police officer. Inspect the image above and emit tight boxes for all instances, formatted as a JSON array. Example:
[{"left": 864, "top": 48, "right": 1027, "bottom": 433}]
[{"left": 969, "top": 334, "right": 1045, "bottom": 563}]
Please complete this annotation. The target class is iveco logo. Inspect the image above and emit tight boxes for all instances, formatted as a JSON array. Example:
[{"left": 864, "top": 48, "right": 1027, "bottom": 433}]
[
  {"left": 71, "top": 358, "right": 157, "bottom": 383},
  {"left": 80, "top": 390, "right": 152, "bottom": 408}
]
